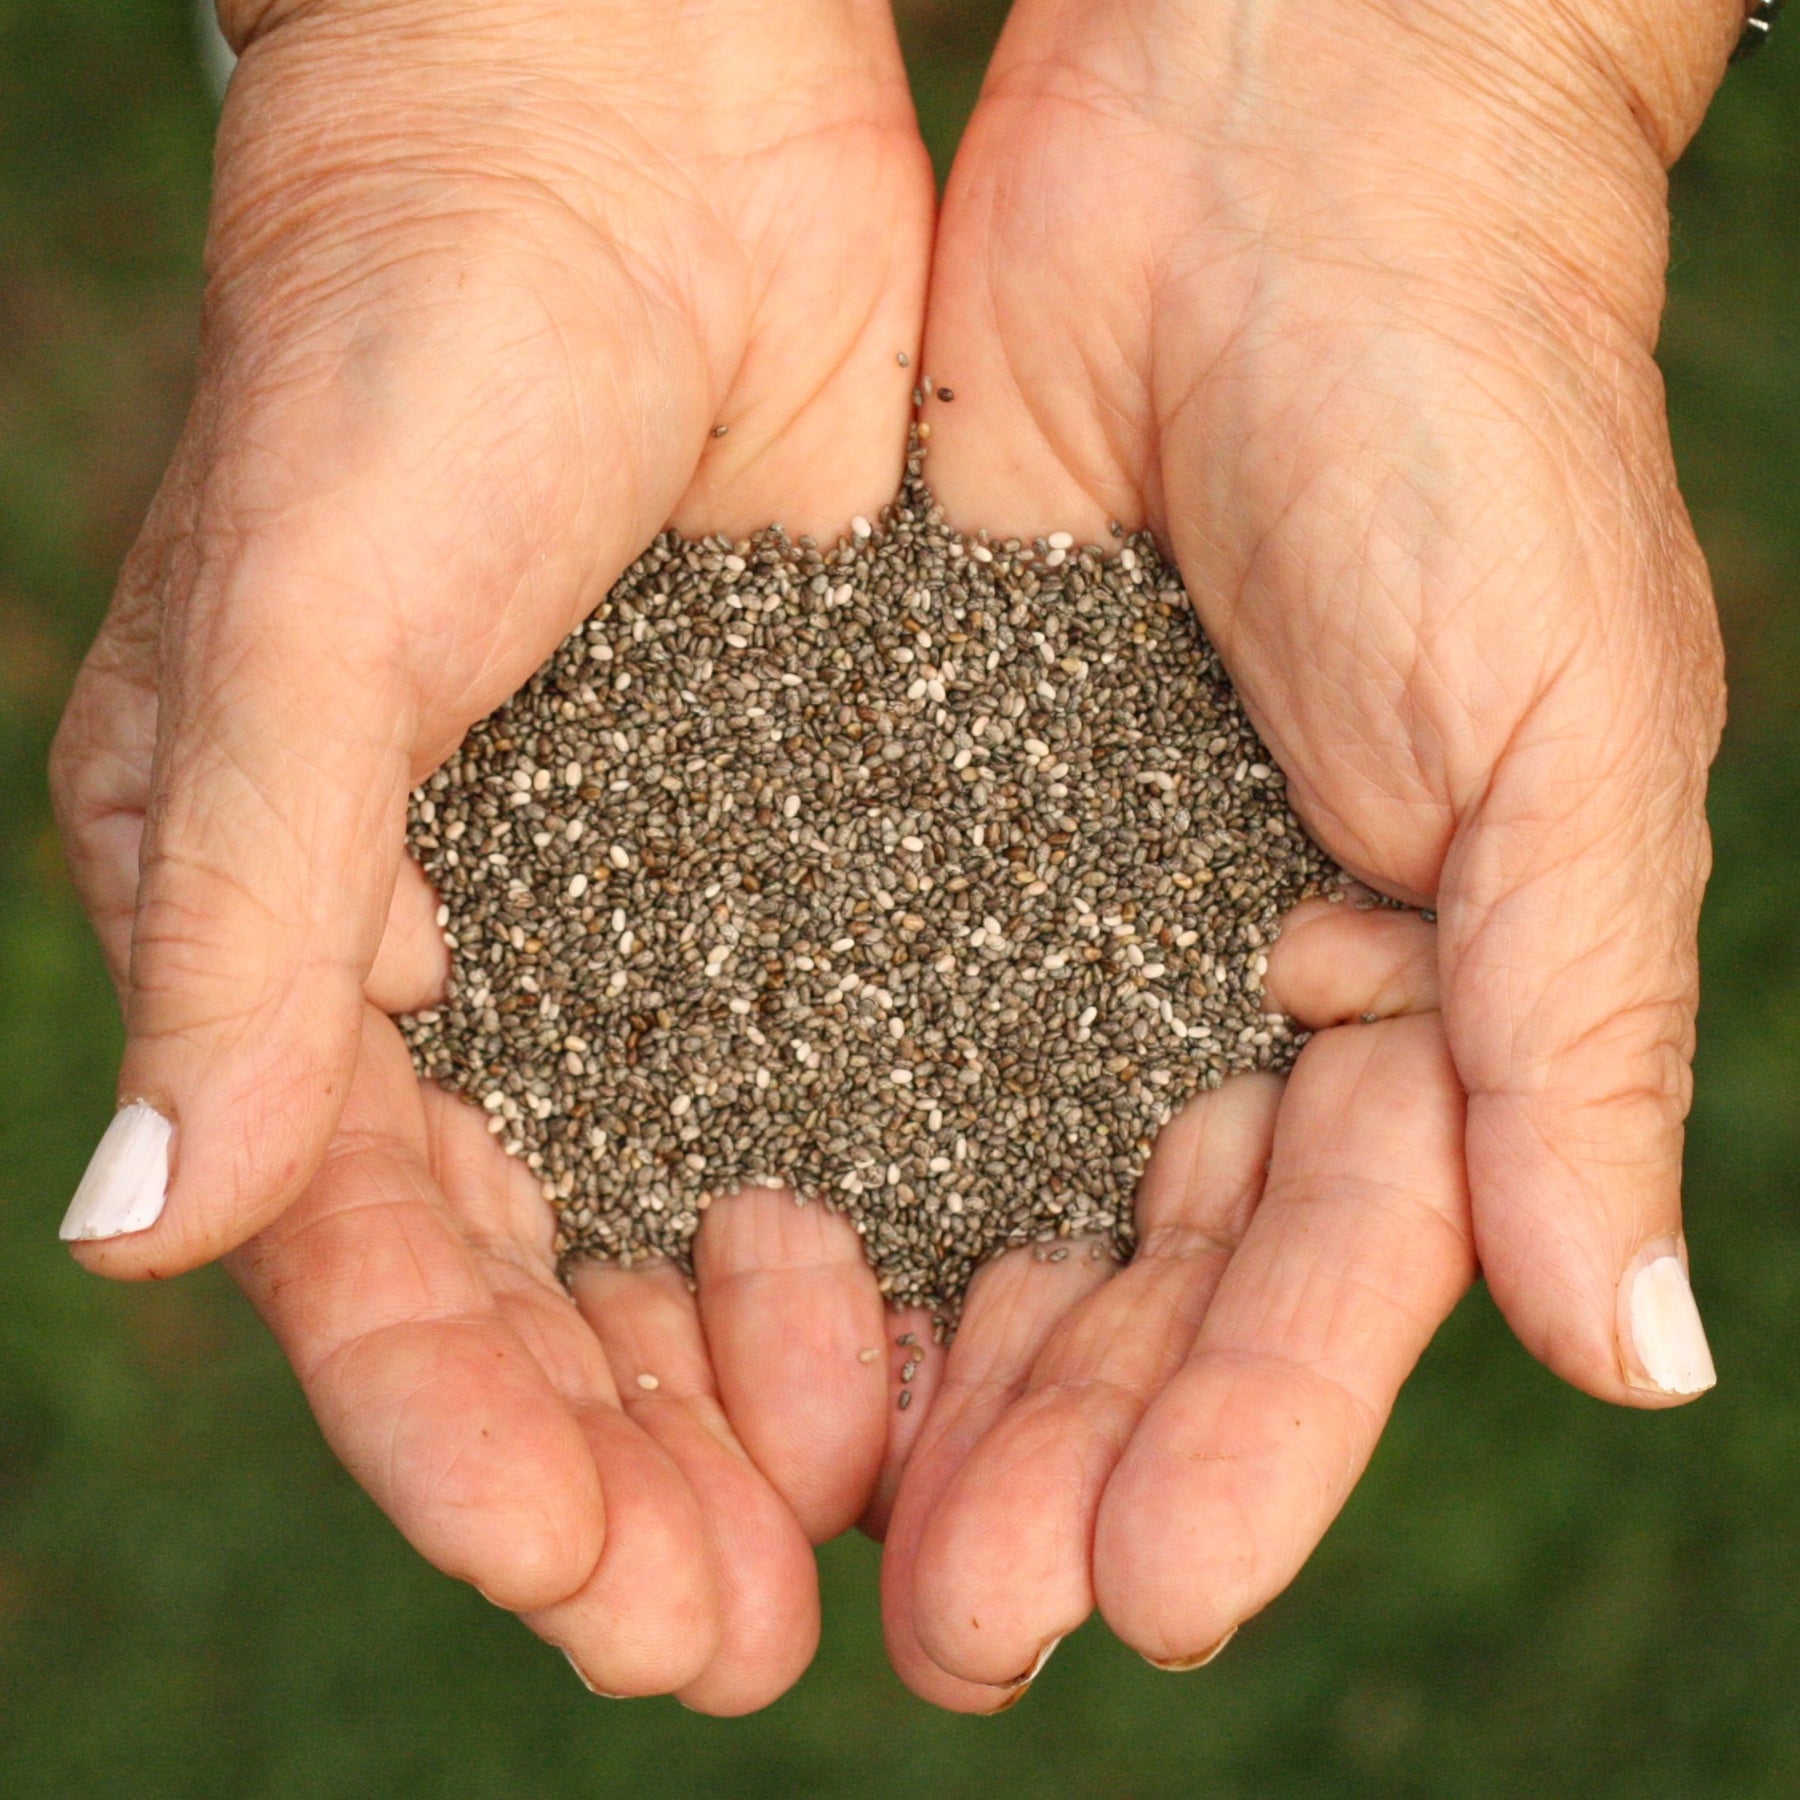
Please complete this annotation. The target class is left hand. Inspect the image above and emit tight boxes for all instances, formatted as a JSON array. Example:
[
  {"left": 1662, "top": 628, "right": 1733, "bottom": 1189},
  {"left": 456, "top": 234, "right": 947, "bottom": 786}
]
[{"left": 878, "top": 0, "right": 1738, "bottom": 1707}]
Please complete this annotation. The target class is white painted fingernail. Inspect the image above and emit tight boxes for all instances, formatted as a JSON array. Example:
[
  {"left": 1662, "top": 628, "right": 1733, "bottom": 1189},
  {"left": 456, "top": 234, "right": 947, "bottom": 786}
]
[
  {"left": 60, "top": 1102, "right": 172, "bottom": 1241},
  {"left": 1622, "top": 1251, "right": 1716, "bottom": 1396}
]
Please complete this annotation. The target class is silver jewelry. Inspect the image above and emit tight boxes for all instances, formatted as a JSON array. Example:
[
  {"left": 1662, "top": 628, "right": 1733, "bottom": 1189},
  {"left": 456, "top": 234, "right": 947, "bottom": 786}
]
[{"left": 1734, "top": 0, "right": 1783, "bottom": 62}]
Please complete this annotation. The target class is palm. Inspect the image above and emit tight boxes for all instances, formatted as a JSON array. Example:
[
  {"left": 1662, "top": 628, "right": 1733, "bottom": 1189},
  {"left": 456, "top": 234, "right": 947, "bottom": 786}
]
[
  {"left": 54, "top": 0, "right": 936, "bottom": 1710},
  {"left": 882, "top": 0, "right": 1720, "bottom": 1703}
]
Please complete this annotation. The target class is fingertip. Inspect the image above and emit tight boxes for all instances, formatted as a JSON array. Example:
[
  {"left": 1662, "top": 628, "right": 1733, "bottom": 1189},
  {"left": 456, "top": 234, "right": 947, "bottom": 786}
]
[
  {"left": 1091, "top": 1369, "right": 1281, "bottom": 1664},
  {"left": 1500, "top": 1231, "right": 1716, "bottom": 1411},
  {"left": 908, "top": 1391, "right": 1098, "bottom": 1685},
  {"left": 321, "top": 1317, "right": 608, "bottom": 1613},
  {"left": 694, "top": 1188, "right": 888, "bottom": 1542},
  {"left": 1467, "top": 1096, "right": 1707, "bottom": 1410},
  {"left": 1263, "top": 891, "right": 1439, "bottom": 1027},
  {"left": 527, "top": 1404, "right": 724, "bottom": 1698},
  {"left": 74, "top": 997, "right": 401, "bottom": 1279},
  {"left": 366, "top": 853, "right": 449, "bottom": 1014}
]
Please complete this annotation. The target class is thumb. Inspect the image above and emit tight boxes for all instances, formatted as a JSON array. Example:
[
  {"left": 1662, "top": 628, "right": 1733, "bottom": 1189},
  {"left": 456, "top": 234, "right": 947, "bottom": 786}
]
[
  {"left": 60, "top": 490, "right": 421, "bottom": 1277},
  {"left": 54, "top": 118, "right": 721, "bottom": 1277},
  {"left": 1441, "top": 623, "right": 1725, "bottom": 1407}
]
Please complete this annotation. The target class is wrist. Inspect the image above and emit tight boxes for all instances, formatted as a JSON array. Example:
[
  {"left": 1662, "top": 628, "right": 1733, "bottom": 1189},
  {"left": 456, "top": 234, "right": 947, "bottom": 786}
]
[
  {"left": 214, "top": 0, "right": 898, "bottom": 62},
  {"left": 1521, "top": 0, "right": 1746, "bottom": 164}
]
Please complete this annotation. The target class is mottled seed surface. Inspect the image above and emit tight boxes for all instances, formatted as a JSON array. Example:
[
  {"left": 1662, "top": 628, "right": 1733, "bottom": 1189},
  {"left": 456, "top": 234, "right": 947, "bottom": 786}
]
[{"left": 400, "top": 450, "right": 1347, "bottom": 1318}]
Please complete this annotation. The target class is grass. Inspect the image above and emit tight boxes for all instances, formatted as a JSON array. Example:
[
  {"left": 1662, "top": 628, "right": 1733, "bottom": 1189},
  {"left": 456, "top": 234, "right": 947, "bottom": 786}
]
[{"left": 2, "top": 2, "right": 1798, "bottom": 1793}]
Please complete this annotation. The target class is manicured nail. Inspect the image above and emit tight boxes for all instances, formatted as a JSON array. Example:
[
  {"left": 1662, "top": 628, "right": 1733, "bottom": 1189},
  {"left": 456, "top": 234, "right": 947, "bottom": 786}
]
[
  {"left": 60, "top": 1102, "right": 172, "bottom": 1242},
  {"left": 1621, "top": 1248, "right": 1716, "bottom": 1397},
  {"left": 1146, "top": 1624, "right": 1237, "bottom": 1671}
]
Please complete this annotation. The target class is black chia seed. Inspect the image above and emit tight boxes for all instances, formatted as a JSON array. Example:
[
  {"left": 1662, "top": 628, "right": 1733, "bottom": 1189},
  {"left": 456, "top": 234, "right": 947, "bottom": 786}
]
[{"left": 399, "top": 444, "right": 1348, "bottom": 1319}]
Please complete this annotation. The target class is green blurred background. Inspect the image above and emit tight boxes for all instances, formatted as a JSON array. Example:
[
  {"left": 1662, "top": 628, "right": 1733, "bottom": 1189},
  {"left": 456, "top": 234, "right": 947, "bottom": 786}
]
[{"left": 3, "top": 2, "right": 1797, "bottom": 1794}]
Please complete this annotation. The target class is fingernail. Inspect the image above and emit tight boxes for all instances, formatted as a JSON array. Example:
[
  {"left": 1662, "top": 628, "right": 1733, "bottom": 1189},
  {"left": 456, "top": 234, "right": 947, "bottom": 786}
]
[
  {"left": 60, "top": 1102, "right": 172, "bottom": 1242},
  {"left": 1146, "top": 1624, "right": 1237, "bottom": 1671},
  {"left": 985, "top": 1680, "right": 1034, "bottom": 1715},
  {"left": 1621, "top": 1246, "right": 1717, "bottom": 1397},
  {"left": 561, "top": 1649, "right": 628, "bottom": 1699},
  {"left": 972, "top": 1631, "right": 1066, "bottom": 1696},
  {"left": 979, "top": 1633, "right": 1065, "bottom": 1694}
]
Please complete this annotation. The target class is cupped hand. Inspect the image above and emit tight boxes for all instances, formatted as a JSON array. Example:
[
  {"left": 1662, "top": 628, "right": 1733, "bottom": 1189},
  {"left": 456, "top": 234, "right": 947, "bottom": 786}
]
[
  {"left": 881, "top": 0, "right": 1738, "bottom": 1704},
  {"left": 51, "top": 0, "right": 934, "bottom": 1708}
]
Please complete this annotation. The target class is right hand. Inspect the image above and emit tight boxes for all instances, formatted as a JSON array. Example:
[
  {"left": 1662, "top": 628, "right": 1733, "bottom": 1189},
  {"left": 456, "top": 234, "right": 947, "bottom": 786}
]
[{"left": 51, "top": 0, "right": 934, "bottom": 1709}]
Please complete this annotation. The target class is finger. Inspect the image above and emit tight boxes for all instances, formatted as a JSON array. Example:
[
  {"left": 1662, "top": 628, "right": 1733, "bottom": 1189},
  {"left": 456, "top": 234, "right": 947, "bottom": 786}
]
[
  {"left": 881, "top": 1238, "right": 1113, "bottom": 1712},
  {"left": 57, "top": 456, "right": 423, "bottom": 1275},
  {"left": 1094, "top": 1014, "right": 1474, "bottom": 1666},
  {"left": 1264, "top": 891, "right": 1439, "bottom": 1028},
  {"left": 421, "top": 1093, "right": 723, "bottom": 1697},
  {"left": 910, "top": 3, "right": 1162, "bottom": 543},
  {"left": 909, "top": 1075, "right": 1282, "bottom": 1686},
  {"left": 859, "top": 1301, "right": 948, "bottom": 1543},
  {"left": 571, "top": 1259, "right": 820, "bottom": 1714},
  {"left": 420, "top": 1084, "right": 612, "bottom": 1404},
  {"left": 1442, "top": 649, "right": 1720, "bottom": 1405},
  {"left": 366, "top": 855, "right": 449, "bottom": 1016},
  {"left": 228, "top": 1008, "right": 606, "bottom": 1613},
  {"left": 56, "top": 194, "right": 721, "bottom": 1278},
  {"left": 520, "top": 1398, "right": 720, "bottom": 1699},
  {"left": 692, "top": 1188, "right": 888, "bottom": 1543}
]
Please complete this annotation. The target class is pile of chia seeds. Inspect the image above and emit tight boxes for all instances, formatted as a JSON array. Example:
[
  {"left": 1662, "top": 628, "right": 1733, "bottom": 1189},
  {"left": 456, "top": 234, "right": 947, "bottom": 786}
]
[{"left": 400, "top": 448, "right": 1347, "bottom": 1318}]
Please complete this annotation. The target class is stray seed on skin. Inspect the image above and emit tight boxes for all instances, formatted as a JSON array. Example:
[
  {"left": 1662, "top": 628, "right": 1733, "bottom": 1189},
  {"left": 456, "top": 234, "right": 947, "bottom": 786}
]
[
  {"left": 712, "top": 424, "right": 729, "bottom": 437},
  {"left": 898, "top": 1390, "right": 913, "bottom": 1411},
  {"left": 636, "top": 1373, "right": 660, "bottom": 1391},
  {"left": 399, "top": 432, "right": 1345, "bottom": 1325}
]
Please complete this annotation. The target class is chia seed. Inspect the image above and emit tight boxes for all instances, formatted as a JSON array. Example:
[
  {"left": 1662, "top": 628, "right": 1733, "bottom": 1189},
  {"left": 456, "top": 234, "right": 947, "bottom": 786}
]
[{"left": 400, "top": 440, "right": 1347, "bottom": 1320}]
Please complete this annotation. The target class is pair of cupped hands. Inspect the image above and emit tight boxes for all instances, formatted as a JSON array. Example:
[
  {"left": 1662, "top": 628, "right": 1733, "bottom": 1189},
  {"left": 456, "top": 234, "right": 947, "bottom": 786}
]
[{"left": 51, "top": 0, "right": 1738, "bottom": 1715}]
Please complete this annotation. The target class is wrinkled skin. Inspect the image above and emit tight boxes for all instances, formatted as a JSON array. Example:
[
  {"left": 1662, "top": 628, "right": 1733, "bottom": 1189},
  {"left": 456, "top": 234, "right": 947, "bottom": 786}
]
[
  {"left": 49, "top": 0, "right": 1736, "bottom": 1713},
  {"left": 881, "top": 0, "right": 1737, "bottom": 1703}
]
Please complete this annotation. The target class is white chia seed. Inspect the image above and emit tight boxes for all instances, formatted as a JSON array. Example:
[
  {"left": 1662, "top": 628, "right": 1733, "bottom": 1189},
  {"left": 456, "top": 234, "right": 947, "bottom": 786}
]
[{"left": 400, "top": 440, "right": 1348, "bottom": 1322}]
